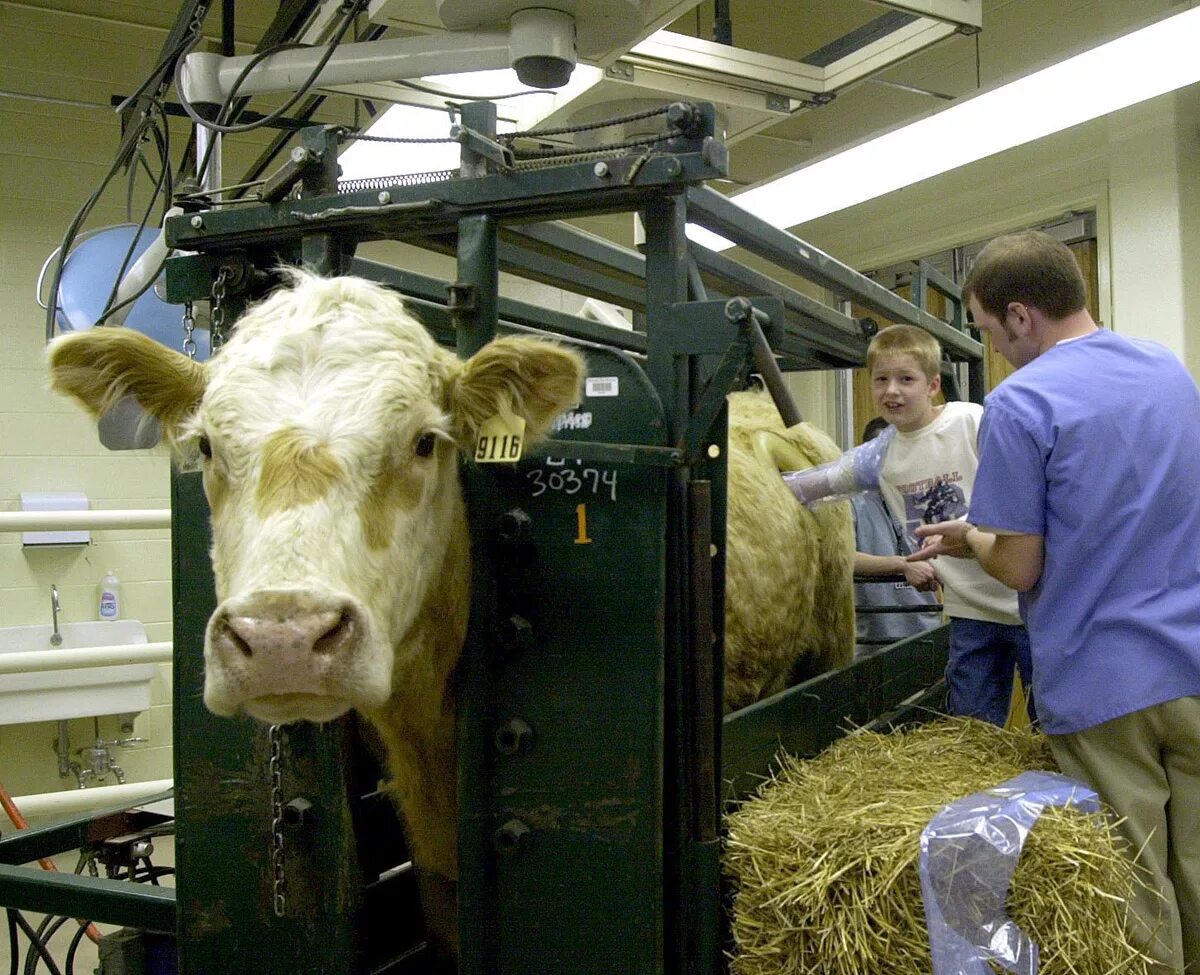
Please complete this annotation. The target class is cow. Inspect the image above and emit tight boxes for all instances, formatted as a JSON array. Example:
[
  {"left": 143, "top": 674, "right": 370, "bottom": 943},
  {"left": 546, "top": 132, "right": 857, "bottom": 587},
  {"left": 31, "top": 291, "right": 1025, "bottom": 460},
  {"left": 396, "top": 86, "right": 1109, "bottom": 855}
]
[{"left": 48, "top": 270, "right": 853, "bottom": 957}]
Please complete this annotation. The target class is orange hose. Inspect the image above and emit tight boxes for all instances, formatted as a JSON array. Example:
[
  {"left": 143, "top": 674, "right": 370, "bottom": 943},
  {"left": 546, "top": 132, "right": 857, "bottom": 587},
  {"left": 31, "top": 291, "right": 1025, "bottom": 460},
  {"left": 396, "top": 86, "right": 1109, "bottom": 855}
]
[{"left": 0, "top": 778, "right": 102, "bottom": 944}]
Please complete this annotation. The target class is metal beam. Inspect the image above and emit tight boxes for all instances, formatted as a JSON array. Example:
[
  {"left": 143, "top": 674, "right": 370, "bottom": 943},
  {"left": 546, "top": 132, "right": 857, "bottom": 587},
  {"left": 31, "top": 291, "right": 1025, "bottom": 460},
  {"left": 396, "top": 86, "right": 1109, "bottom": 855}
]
[
  {"left": 867, "top": 0, "right": 982, "bottom": 30},
  {"left": 0, "top": 864, "right": 175, "bottom": 933},
  {"left": 685, "top": 186, "right": 983, "bottom": 361},
  {"left": 167, "top": 149, "right": 724, "bottom": 252}
]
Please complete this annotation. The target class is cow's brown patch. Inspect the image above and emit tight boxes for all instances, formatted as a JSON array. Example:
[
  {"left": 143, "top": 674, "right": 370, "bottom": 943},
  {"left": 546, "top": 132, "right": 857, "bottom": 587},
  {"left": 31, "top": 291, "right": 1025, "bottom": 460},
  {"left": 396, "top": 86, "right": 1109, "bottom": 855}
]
[
  {"left": 204, "top": 466, "right": 229, "bottom": 519},
  {"left": 256, "top": 428, "right": 342, "bottom": 517},
  {"left": 359, "top": 464, "right": 425, "bottom": 550}
]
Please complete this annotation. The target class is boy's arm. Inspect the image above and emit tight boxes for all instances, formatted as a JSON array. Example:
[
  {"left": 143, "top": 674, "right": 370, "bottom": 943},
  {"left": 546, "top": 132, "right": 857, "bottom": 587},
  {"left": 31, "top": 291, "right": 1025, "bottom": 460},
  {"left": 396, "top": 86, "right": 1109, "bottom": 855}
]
[
  {"left": 855, "top": 551, "right": 940, "bottom": 591},
  {"left": 909, "top": 522, "right": 1043, "bottom": 592}
]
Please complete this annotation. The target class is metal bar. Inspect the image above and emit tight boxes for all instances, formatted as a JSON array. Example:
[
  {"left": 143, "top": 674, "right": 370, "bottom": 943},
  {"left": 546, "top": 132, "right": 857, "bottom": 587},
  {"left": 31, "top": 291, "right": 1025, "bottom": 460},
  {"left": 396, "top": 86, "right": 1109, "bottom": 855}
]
[
  {"left": 686, "top": 255, "right": 707, "bottom": 301},
  {"left": 855, "top": 605, "right": 944, "bottom": 614},
  {"left": 349, "top": 256, "right": 648, "bottom": 355},
  {"left": 916, "top": 258, "right": 961, "bottom": 304},
  {"left": 4, "top": 783, "right": 173, "bottom": 822},
  {"left": 726, "top": 298, "right": 802, "bottom": 426},
  {"left": 870, "top": 0, "right": 982, "bottom": 30},
  {"left": 687, "top": 482, "right": 717, "bottom": 842},
  {"left": 0, "top": 643, "right": 172, "bottom": 676},
  {"left": 496, "top": 239, "right": 647, "bottom": 310},
  {"left": 680, "top": 344, "right": 751, "bottom": 461},
  {"left": 643, "top": 193, "right": 689, "bottom": 975},
  {"left": 685, "top": 186, "right": 983, "bottom": 361},
  {"left": 0, "top": 794, "right": 173, "bottom": 865},
  {"left": 0, "top": 864, "right": 175, "bottom": 932},
  {"left": 691, "top": 242, "right": 864, "bottom": 343},
  {"left": 507, "top": 223, "right": 646, "bottom": 290},
  {"left": 0, "top": 510, "right": 170, "bottom": 532},
  {"left": 166, "top": 150, "right": 722, "bottom": 252}
]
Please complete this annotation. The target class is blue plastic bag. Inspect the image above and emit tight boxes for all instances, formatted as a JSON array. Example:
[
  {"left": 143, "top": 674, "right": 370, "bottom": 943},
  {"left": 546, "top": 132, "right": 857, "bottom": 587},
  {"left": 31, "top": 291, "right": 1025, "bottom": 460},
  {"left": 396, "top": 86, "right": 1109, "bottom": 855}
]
[{"left": 919, "top": 770, "right": 1100, "bottom": 975}]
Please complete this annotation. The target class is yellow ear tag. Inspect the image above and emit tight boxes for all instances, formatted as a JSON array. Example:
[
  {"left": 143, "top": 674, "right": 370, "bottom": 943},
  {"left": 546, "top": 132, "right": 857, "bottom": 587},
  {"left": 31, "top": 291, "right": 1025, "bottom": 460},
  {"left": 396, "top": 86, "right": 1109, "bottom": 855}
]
[{"left": 474, "top": 413, "right": 526, "bottom": 464}]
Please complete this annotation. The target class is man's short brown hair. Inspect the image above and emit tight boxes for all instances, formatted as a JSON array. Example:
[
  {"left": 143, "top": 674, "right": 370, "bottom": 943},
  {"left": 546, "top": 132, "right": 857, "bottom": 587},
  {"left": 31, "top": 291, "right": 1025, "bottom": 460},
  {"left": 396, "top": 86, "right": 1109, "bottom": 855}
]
[
  {"left": 866, "top": 324, "right": 942, "bottom": 381},
  {"left": 964, "top": 230, "right": 1087, "bottom": 321}
]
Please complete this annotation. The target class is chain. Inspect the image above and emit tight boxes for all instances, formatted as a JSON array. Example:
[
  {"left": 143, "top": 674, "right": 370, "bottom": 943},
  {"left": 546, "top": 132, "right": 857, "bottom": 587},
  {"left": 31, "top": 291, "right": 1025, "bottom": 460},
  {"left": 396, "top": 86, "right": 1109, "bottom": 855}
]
[
  {"left": 182, "top": 301, "right": 197, "bottom": 360},
  {"left": 269, "top": 724, "right": 286, "bottom": 918},
  {"left": 210, "top": 266, "right": 230, "bottom": 352},
  {"left": 500, "top": 104, "right": 672, "bottom": 142}
]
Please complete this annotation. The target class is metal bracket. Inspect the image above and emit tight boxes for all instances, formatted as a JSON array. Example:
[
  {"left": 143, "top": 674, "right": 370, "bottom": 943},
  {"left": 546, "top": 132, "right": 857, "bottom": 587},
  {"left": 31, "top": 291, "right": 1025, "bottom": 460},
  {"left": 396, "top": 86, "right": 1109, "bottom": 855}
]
[{"left": 451, "top": 125, "right": 515, "bottom": 170}]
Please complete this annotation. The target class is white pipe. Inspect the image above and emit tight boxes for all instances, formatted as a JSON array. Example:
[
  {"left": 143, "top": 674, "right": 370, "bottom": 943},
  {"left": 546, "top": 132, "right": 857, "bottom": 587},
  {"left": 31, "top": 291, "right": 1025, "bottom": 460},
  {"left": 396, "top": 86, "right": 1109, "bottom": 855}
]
[
  {"left": 181, "top": 31, "right": 513, "bottom": 103},
  {"left": 0, "top": 510, "right": 171, "bottom": 532},
  {"left": 0, "top": 643, "right": 173, "bottom": 676},
  {"left": 10, "top": 779, "right": 173, "bottom": 820}
]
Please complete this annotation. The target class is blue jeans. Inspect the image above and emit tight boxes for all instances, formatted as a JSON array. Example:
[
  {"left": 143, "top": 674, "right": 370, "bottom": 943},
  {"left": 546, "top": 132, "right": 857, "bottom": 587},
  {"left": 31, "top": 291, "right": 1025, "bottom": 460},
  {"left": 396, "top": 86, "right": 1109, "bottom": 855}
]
[{"left": 946, "top": 617, "right": 1037, "bottom": 727}]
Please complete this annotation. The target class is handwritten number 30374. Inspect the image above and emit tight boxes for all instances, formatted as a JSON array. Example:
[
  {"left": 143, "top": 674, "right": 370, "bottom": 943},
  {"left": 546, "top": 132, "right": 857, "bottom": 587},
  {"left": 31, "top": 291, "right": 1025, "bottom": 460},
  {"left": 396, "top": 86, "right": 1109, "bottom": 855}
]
[{"left": 527, "top": 466, "right": 617, "bottom": 502}]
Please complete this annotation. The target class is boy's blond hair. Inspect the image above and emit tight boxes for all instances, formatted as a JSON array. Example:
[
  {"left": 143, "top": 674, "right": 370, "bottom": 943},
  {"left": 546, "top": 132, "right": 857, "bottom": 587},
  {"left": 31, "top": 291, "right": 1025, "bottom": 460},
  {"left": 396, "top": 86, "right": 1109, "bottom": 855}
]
[{"left": 866, "top": 324, "right": 941, "bottom": 380}]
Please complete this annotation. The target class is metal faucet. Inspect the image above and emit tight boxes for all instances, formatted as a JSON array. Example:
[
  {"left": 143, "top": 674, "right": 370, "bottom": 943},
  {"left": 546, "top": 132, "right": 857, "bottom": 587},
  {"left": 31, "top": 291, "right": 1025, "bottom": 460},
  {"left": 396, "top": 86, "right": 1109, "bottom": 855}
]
[{"left": 49, "top": 585, "right": 62, "bottom": 646}]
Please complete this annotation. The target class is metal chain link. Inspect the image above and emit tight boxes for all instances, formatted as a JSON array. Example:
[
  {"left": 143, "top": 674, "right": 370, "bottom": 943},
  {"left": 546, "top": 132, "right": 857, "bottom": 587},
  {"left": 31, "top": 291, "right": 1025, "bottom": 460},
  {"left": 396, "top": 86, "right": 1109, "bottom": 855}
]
[
  {"left": 182, "top": 301, "right": 197, "bottom": 360},
  {"left": 500, "top": 103, "right": 672, "bottom": 141},
  {"left": 269, "top": 724, "right": 286, "bottom": 918},
  {"left": 210, "top": 267, "right": 230, "bottom": 352}
]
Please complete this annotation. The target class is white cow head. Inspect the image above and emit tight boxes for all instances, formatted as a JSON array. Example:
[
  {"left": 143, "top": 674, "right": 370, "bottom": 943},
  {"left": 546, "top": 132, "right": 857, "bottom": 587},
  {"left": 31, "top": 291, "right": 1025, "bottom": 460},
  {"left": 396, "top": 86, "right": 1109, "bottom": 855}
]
[{"left": 49, "top": 271, "right": 584, "bottom": 728}]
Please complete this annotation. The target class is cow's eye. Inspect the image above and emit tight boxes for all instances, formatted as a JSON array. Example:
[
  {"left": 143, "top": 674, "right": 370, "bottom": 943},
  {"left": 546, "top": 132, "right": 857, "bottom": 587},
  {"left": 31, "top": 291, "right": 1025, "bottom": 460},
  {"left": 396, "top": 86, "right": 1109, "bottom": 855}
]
[
  {"left": 198, "top": 436, "right": 212, "bottom": 459},
  {"left": 414, "top": 432, "right": 437, "bottom": 458}
]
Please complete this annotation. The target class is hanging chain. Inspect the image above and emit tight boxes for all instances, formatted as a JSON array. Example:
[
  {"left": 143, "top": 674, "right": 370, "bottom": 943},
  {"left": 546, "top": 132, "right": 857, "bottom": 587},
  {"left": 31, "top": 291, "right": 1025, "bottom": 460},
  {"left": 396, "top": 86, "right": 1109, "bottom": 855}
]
[
  {"left": 269, "top": 723, "right": 287, "bottom": 918},
  {"left": 210, "top": 266, "right": 231, "bottom": 352},
  {"left": 182, "top": 301, "right": 197, "bottom": 360}
]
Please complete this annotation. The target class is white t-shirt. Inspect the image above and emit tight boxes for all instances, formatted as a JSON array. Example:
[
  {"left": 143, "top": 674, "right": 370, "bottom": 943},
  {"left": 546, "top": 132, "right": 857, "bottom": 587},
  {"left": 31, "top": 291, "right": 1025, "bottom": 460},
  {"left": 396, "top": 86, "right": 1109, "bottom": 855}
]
[{"left": 879, "top": 401, "right": 1022, "bottom": 625}]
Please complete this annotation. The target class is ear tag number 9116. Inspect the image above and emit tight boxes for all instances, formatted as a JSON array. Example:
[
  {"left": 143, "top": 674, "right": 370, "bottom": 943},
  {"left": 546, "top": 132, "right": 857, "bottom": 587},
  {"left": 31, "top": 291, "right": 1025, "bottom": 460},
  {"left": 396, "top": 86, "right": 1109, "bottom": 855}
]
[{"left": 475, "top": 414, "right": 526, "bottom": 464}]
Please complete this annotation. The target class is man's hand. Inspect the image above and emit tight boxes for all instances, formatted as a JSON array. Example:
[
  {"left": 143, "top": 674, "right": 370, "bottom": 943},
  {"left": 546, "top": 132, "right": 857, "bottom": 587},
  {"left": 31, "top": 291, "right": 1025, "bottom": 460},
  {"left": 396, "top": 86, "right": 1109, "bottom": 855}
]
[
  {"left": 907, "top": 520, "right": 977, "bottom": 561},
  {"left": 909, "top": 521, "right": 1045, "bottom": 592},
  {"left": 901, "top": 559, "right": 940, "bottom": 591}
]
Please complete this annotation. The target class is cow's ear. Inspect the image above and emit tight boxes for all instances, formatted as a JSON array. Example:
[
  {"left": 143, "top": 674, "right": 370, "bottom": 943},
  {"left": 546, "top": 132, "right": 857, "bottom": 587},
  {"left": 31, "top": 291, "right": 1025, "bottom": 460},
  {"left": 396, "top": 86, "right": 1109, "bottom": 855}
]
[
  {"left": 49, "top": 329, "right": 207, "bottom": 436},
  {"left": 448, "top": 336, "right": 585, "bottom": 445}
]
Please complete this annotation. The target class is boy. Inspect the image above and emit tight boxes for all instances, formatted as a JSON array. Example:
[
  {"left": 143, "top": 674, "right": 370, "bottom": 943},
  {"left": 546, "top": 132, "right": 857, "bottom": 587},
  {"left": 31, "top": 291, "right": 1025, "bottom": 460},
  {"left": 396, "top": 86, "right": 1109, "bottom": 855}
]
[{"left": 866, "top": 324, "right": 1033, "bottom": 726}]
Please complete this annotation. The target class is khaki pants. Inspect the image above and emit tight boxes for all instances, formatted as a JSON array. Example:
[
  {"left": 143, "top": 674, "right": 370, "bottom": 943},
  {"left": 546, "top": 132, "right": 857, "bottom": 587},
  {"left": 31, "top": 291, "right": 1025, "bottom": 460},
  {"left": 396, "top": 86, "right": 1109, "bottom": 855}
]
[{"left": 1049, "top": 696, "right": 1200, "bottom": 974}]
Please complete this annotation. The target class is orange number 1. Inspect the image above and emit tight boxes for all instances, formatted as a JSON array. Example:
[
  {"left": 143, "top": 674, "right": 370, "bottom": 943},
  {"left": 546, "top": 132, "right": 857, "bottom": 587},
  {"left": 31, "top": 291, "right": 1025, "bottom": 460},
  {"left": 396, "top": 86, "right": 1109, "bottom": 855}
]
[{"left": 575, "top": 503, "right": 592, "bottom": 545}]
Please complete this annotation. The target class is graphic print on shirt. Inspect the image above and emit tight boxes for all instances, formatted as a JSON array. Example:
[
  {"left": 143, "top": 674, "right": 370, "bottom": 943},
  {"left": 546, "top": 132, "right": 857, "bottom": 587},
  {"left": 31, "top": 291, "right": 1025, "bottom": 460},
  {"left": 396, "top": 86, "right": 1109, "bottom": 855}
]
[{"left": 897, "top": 471, "right": 968, "bottom": 538}]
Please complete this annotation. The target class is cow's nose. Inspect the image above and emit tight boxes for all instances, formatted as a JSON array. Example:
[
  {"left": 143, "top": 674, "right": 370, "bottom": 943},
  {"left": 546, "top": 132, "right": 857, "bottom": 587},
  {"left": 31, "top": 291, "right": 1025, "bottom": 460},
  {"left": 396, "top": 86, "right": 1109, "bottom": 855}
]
[{"left": 211, "top": 595, "right": 360, "bottom": 662}]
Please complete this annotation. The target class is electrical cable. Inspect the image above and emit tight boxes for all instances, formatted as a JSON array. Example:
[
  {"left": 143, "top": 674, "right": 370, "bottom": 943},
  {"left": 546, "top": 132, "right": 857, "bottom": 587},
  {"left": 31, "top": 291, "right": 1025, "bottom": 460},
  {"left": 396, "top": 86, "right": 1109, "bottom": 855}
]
[
  {"left": 6, "top": 915, "right": 59, "bottom": 975},
  {"left": 391, "top": 78, "right": 557, "bottom": 102},
  {"left": 97, "top": 105, "right": 174, "bottom": 324},
  {"left": 62, "top": 925, "right": 87, "bottom": 975},
  {"left": 44, "top": 13, "right": 198, "bottom": 344},
  {"left": 173, "top": 0, "right": 365, "bottom": 135},
  {"left": 24, "top": 916, "right": 68, "bottom": 975}
]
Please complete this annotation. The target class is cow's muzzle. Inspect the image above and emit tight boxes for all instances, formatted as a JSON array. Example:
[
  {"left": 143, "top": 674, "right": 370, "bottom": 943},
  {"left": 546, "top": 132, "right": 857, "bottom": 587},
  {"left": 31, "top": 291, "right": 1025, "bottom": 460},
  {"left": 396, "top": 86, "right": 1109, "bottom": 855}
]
[{"left": 205, "top": 589, "right": 386, "bottom": 722}]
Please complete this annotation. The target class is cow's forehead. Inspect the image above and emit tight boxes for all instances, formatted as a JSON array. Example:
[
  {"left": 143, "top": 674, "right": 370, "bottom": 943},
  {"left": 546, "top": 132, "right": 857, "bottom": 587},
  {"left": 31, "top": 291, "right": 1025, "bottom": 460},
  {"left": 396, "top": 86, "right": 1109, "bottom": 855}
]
[{"left": 201, "top": 274, "right": 449, "bottom": 438}]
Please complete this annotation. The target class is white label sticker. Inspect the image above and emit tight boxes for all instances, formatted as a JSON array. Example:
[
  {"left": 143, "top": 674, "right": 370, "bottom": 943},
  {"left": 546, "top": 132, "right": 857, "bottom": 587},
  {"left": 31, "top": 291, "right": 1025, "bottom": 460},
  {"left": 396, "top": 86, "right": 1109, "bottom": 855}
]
[{"left": 586, "top": 376, "right": 619, "bottom": 398}]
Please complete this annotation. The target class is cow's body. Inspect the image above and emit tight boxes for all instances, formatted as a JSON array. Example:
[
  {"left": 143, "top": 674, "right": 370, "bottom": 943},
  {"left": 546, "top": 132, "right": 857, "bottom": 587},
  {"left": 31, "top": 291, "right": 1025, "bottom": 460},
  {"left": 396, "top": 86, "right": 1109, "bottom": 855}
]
[
  {"left": 49, "top": 272, "right": 852, "bottom": 953},
  {"left": 724, "top": 391, "right": 854, "bottom": 709}
]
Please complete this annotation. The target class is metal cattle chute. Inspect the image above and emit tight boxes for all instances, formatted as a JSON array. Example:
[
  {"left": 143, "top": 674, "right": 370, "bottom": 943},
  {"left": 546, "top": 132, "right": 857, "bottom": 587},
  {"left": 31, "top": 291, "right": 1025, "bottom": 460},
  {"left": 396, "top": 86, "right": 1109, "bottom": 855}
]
[{"left": 0, "top": 101, "right": 982, "bottom": 975}]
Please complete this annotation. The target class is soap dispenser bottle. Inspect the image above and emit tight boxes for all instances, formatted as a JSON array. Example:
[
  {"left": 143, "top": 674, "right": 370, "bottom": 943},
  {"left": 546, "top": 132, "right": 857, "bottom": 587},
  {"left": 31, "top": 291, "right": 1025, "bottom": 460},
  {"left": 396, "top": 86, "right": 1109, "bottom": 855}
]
[{"left": 99, "top": 569, "right": 121, "bottom": 620}]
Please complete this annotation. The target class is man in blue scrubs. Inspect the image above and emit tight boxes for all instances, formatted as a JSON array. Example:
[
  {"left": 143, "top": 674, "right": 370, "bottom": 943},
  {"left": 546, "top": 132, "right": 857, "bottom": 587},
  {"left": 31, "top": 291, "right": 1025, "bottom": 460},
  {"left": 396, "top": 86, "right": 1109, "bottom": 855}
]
[{"left": 910, "top": 230, "right": 1200, "bottom": 973}]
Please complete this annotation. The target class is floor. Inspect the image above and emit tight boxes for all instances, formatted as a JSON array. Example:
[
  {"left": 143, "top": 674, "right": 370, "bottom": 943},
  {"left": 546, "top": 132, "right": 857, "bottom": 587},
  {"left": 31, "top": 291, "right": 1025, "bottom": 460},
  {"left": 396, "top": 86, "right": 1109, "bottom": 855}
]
[{"left": 1, "top": 834, "right": 175, "bottom": 975}]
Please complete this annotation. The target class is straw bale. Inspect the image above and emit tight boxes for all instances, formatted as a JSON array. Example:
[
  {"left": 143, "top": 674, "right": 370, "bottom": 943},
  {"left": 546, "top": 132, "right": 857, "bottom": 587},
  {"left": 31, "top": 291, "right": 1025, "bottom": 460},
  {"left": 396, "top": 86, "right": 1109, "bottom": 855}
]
[{"left": 724, "top": 718, "right": 1155, "bottom": 975}]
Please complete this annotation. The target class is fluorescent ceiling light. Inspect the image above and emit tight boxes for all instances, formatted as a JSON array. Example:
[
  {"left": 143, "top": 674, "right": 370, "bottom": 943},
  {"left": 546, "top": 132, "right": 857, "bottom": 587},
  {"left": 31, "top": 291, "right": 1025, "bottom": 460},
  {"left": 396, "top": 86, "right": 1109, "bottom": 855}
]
[
  {"left": 687, "top": 6, "right": 1200, "bottom": 252},
  {"left": 338, "top": 66, "right": 604, "bottom": 182}
]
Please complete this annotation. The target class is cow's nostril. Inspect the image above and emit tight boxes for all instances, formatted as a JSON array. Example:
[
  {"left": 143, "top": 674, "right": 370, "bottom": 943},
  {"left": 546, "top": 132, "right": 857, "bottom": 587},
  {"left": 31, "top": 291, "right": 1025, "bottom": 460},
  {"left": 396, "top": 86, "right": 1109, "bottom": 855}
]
[
  {"left": 212, "top": 616, "right": 255, "bottom": 658},
  {"left": 227, "top": 626, "right": 254, "bottom": 658},
  {"left": 313, "top": 608, "right": 356, "bottom": 656}
]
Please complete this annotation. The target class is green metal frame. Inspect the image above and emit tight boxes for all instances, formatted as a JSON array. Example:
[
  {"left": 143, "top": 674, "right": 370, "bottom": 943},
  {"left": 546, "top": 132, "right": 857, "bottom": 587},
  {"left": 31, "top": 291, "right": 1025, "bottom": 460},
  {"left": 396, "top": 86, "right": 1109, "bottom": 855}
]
[{"left": 0, "top": 99, "right": 981, "bottom": 975}]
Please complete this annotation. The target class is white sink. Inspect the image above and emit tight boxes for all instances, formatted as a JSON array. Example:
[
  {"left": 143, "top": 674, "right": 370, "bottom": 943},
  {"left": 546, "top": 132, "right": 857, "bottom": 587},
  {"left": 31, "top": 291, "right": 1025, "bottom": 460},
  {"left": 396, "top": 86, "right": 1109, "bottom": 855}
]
[{"left": 0, "top": 621, "right": 156, "bottom": 725}]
